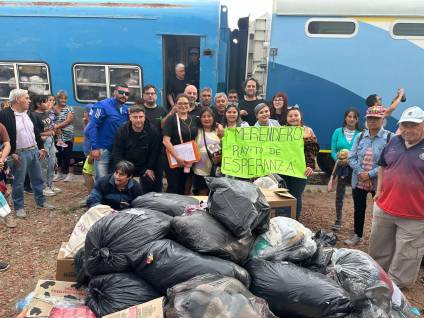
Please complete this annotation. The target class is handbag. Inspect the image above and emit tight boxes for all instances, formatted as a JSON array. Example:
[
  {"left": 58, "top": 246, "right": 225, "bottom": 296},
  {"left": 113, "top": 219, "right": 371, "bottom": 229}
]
[
  {"left": 202, "top": 128, "right": 221, "bottom": 177},
  {"left": 327, "top": 160, "right": 339, "bottom": 192}
]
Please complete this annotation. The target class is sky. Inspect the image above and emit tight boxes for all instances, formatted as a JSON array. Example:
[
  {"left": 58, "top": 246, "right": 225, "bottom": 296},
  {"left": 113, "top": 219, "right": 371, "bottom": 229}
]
[{"left": 221, "top": 0, "right": 273, "bottom": 29}]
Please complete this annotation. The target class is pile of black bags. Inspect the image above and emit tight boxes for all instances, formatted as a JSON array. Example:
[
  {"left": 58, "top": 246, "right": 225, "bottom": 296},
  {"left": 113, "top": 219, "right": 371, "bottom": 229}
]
[{"left": 72, "top": 177, "right": 417, "bottom": 318}]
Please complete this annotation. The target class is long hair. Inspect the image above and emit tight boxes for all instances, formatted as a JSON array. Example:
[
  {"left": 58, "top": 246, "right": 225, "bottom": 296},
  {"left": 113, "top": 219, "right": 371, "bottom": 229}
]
[
  {"left": 198, "top": 107, "right": 216, "bottom": 129},
  {"left": 270, "top": 91, "right": 289, "bottom": 125},
  {"left": 342, "top": 107, "right": 360, "bottom": 130},
  {"left": 223, "top": 104, "right": 242, "bottom": 127}
]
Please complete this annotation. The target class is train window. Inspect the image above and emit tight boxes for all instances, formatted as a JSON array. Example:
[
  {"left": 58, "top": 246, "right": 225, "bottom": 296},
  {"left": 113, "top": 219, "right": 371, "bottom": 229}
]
[
  {"left": 392, "top": 22, "right": 424, "bottom": 38},
  {"left": 306, "top": 19, "right": 358, "bottom": 38},
  {"left": 0, "top": 62, "right": 51, "bottom": 100},
  {"left": 73, "top": 64, "right": 142, "bottom": 103}
]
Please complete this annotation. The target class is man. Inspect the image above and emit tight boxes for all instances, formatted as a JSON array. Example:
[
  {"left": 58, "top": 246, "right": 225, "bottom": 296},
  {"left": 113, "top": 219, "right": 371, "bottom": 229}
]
[
  {"left": 199, "top": 87, "right": 213, "bottom": 108},
  {"left": 213, "top": 92, "right": 228, "bottom": 124},
  {"left": 186, "top": 47, "right": 200, "bottom": 88},
  {"left": 88, "top": 83, "right": 130, "bottom": 179},
  {"left": 0, "top": 89, "right": 54, "bottom": 218},
  {"left": 142, "top": 84, "right": 167, "bottom": 133},
  {"left": 369, "top": 106, "right": 424, "bottom": 288},
  {"left": 185, "top": 85, "right": 203, "bottom": 118},
  {"left": 112, "top": 107, "right": 161, "bottom": 194},
  {"left": 87, "top": 160, "right": 142, "bottom": 211},
  {"left": 365, "top": 88, "right": 405, "bottom": 117},
  {"left": 167, "top": 63, "right": 189, "bottom": 109},
  {"left": 227, "top": 89, "right": 239, "bottom": 105},
  {"left": 238, "top": 78, "right": 266, "bottom": 126}
]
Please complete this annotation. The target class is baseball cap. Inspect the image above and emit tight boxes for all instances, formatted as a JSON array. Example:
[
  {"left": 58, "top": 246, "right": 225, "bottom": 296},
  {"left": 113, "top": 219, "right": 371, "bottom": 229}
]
[
  {"left": 189, "top": 47, "right": 199, "bottom": 55},
  {"left": 398, "top": 106, "right": 424, "bottom": 124},
  {"left": 366, "top": 105, "right": 385, "bottom": 118}
]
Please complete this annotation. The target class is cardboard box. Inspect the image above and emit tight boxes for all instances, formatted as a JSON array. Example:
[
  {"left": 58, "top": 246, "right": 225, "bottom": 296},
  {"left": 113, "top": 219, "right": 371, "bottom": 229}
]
[
  {"left": 56, "top": 242, "right": 77, "bottom": 282},
  {"left": 103, "top": 297, "right": 164, "bottom": 318},
  {"left": 26, "top": 280, "right": 87, "bottom": 318}
]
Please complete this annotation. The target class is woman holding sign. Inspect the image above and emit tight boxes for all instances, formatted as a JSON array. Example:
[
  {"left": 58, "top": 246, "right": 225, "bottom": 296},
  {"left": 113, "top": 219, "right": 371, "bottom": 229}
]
[
  {"left": 270, "top": 91, "right": 289, "bottom": 125},
  {"left": 223, "top": 104, "right": 249, "bottom": 128},
  {"left": 192, "top": 108, "right": 222, "bottom": 195},
  {"left": 282, "top": 106, "right": 319, "bottom": 220},
  {"left": 254, "top": 103, "right": 280, "bottom": 127},
  {"left": 163, "top": 94, "right": 199, "bottom": 194}
]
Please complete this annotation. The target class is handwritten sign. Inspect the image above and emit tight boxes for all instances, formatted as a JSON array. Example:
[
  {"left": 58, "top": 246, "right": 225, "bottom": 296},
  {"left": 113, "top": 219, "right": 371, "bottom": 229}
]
[{"left": 221, "top": 126, "right": 306, "bottom": 179}]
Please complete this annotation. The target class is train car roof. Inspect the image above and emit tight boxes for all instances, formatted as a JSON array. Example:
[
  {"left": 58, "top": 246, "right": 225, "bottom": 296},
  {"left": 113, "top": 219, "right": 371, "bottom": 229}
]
[{"left": 273, "top": 0, "right": 424, "bottom": 17}]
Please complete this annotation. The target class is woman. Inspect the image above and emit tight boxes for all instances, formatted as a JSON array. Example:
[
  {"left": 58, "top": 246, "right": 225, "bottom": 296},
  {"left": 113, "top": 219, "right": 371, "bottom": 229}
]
[
  {"left": 32, "top": 95, "right": 61, "bottom": 196},
  {"left": 254, "top": 103, "right": 280, "bottom": 127},
  {"left": 346, "top": 105, "right": 392, "bottom": 246},
  {"left": 86, "top": 160, "right": 142, "bottom": 210},
  {"left": 223, "top": 104, "right": 249, "bottom": 128},
  {"left": 282, "top": 106, "right": 319, "bottom": 220},
  {"left": 330, "top": 108, "right": 360, "bottom": 230},
  {"left": 53, "top": 90, "right": 74, "bottom": 182},
  {"left": 192, "top": 108, "right": 222, "bottom": 195},
  {"left": 163, "top": 94, "right": 198, "bottom": 194},
  {"left": 270, "top": 91, "right": 289, "bottom": 125}
]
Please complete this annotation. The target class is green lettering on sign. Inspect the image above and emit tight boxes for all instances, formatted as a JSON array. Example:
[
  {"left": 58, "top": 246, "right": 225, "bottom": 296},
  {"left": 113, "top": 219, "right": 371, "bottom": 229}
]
[{"left": 221, "top": 126, "right": 306, "bottom": 179}]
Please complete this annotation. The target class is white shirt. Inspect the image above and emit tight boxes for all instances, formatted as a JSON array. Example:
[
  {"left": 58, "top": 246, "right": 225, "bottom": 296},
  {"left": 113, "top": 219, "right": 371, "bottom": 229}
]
[{"left": 14, "top": 110, "right": 36, "bottom": 150}]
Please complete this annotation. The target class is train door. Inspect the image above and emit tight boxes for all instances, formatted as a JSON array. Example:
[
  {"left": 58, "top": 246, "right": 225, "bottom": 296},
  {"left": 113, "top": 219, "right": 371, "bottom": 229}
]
[{"left": 162, "top": 35, "right": 200, "bottom": 109}]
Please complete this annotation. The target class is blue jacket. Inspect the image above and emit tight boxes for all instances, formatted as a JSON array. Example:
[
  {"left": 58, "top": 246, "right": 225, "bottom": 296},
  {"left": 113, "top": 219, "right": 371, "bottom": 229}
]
[
  {"left": 348, "top": 128, "right": 392, "bottom": 189},
  {"left": 88, "top": 98, "right": 129, "bottom": 150},
  {"left": 87, "top": 174, "right": 142, "bottom": 210}
]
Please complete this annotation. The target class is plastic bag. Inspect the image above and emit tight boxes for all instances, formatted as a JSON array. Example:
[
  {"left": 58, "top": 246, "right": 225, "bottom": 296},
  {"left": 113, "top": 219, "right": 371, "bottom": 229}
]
[
  {"left": 314, "top": 229, "right": 337, "bottom": 247},
  {"left": 49, "top": 306, "right": 96, "bottom": 318},
  {"left": 253, "top": 175, "right": 279, "bottom": 190},
  {"left": 249, "top": 217, "right": 317, "bottom": 262},
  {"left": 74, "top": 248, "right": 90, "bottom": 287},
  {"left": 300, "top": 245, "right": 335, "bottom": 274},
  {"left": 86, "top": 273, "right": 159, "bottom": 317},
  {"left": 165, "top": 274, "right": 276, "bottom": 318},
  {"left": 130, "top": 239, "right": 251, "bottom": 293},
  {"left": 206, "top": 177, "right": 271, "bottom": 237},
  {"left": 171, "top": 210, "right": 255, "bottom": 264},
  {"left": 0, "top": 190, "right": 11, "bottom": 218},
  {"left": 329, "top": 248, "right": 418, "bottom": 318},
  {"left": 85, "top": 208, "right": 172, "bottom": 276},
  {"left": 64, "top": 205, "right": 114, "bottom": 258},
  {"left": 132, "top": 192, "right": 199, "bottom": 216},
  {"left": 246, "top": 259, "right": 353, "bottom": 318}
]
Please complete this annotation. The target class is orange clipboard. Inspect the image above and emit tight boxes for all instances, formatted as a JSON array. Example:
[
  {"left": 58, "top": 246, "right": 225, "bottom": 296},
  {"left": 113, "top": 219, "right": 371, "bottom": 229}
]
[{"left": 166, "top": 141, "right": 200, "bottom": 168}]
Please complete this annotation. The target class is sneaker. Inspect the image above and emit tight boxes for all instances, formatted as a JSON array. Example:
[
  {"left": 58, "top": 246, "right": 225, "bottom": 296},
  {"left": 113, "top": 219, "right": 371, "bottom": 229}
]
[
  {"left": 56, "top": 140, "right": 68, "bottom": 148},
  {"left": 344, "top": 234, "right": 362, "bottom": 246},
  {"left": 50, "top": 186, "right": 62, "bottom": 193},
  {"left": 0, "top": 261, "right": 10, "bottom": 272},
  {"left": 43, "top": 187, "right": 56, "bottom": 197},
  {"left": 331, "top": 223, "right": 342, "bottom": 231},
  {"left": 78, "top": 196, "right": 88, "bottom": 208},
  {"left": 37, "top": 202, "right": 55, "bottom": 210},
  {"left": 53, "top": 173, "right": 64, "bottom": 182},
  {"left": 15, "top": 208, "right": 27, "bottom": 218},
  {"left": 63, "top": 174, "right": 74, "bottom": 182},
  {"left": 3, "top": 215, "right": 17, "bottom": 228}
]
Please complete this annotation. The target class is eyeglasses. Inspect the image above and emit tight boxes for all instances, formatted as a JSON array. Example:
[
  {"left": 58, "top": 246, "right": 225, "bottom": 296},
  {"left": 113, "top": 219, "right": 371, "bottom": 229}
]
[
  {"left": 287, "top": 104, "right": 300, "bottom": 110},
  {"left": 117, "top": 90, "right": 130, "bottom": 96}
]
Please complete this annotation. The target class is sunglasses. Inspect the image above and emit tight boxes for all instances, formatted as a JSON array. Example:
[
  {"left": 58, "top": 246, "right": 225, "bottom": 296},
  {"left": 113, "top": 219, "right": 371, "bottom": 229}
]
[
  {"left": 287, "top": 104, "right": 300, "bottom": 110},
  {"left": 117, "top": 90, "right": 130, "bottom": 96}
]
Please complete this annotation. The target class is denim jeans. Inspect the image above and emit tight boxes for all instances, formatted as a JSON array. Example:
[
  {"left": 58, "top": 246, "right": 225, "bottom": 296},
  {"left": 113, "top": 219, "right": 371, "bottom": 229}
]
[
  {"left": 94, "top": 148, "right": 111, "bottom": 180},
  {"left": 282, "top": 175, "right": 307, "bottom": 220},
  {"left": 11, "top": 148, "right": 45, "bottom": 210},
  {"left": 41, "top": 136, "right": 57, "bottom": 187}
]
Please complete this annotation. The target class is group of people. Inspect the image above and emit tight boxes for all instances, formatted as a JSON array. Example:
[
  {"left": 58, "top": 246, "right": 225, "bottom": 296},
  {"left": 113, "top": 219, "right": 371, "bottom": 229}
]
[{"left": 0, "top": 71, "right": 422, "bottom": 290}]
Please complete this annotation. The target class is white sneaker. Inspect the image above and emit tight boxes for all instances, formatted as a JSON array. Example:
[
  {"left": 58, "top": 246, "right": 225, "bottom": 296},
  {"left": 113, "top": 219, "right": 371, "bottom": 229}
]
[
  {"left": 53, "top": 173, "right": 64, "bottom": 182},
  {"left": 43, "top": 187, "right": 56, "bottom": 197},
  {"left": 15, "top": 209, "right": 27, "bottom": 218},
  {"left": 63, "top": 174, "right": 74, "bottom": 182},
  {"left": 344, "top": 234, "right": 362, "bottom": 246},
  {"left": 50, "top": 186, "right": 62, "bottom": 193}
]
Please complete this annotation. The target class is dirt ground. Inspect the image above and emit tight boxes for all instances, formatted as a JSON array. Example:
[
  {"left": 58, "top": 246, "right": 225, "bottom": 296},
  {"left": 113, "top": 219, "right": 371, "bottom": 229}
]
[{"left": 0, "top": 177, "right": 423, "bottom": 317}]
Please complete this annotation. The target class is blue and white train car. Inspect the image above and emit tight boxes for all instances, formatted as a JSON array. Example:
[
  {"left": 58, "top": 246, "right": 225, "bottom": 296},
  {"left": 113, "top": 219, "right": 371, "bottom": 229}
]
[
  {"left": 0, "top": 0, "right": 231, "bottom": 152},
  {"left": 265, "top": 0, "right": 424, "bottom": 171}
]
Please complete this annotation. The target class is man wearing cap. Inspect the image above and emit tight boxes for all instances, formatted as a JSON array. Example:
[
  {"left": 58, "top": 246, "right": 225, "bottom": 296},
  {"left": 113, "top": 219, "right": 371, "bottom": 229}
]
[
  {"left": 368, "top": 106, "right": 424, "bottom": 288},
  {"left": 187, "top": 47, "right": 200, "bottom": 88},
  {"left": 346, "top": 105, "right": 393, "bottom": 246}
]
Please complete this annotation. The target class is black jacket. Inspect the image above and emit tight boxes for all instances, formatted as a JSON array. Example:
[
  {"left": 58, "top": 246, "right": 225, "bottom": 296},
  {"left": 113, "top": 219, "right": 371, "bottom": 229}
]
[
  {"left": 0, "top": 107, "right": 43, "bottom": 154},
  {"left": 112, "top": 120, "right": 161, "bottom": 176}
]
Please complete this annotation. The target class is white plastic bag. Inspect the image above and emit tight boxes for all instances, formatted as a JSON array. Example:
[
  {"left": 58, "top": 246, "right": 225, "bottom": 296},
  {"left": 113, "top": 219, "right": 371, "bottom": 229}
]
[
  {"left": 64, "top": 205, "right": 114, "bottom": 258},
  {"left": 0, "top": 191, "right": 11, "bottom": 218}
]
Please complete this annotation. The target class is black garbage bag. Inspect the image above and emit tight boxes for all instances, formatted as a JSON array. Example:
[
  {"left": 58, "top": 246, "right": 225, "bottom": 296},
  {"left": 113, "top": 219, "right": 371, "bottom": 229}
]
[
  {"left": 132, "top": 192, "right": 199, "bottom": 216},
  {"left": 328, "top": 248, "right": 416, "bottom": 317},
  {"left": 85, "top": 208, "right": 172, "bottom": 276},
  {"left": 314, "top": 229, "right": 337, "bottom": 247},
  {"left": 130, "top": 239, "right": 251, "bottom": 293},
  {"left": 171, "top": 210, "right": 255, "bottom": 264},
  {"left": 165, "top": 274, "right": 277, "bottom": 318},
  {"left": 86, "top": 273, "right": 160, "bottom": 317},
  {"left": 246, "top": 259, "right": 353, "bottom": 318},
  {"left": 299, "top": 245, "right": 335, "bottom": 274},
  {"left": 206, "top": 177, "right": 271, "bottom": 237},
  {"left": 74, "top": 248, "right": 90, "bottom": 287}
]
